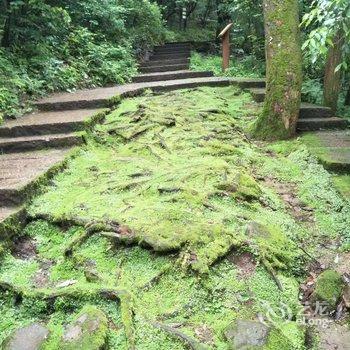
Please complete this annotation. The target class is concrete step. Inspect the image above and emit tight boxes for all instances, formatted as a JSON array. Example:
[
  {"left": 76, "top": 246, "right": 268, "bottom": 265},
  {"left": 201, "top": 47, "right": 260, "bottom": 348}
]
[
  {"left": 150, "top": 53, "right": 190, "bottom": 60},
  {"left": 156, "top": 42, "right": 191, "bottom": 49},
  {"left": 231, "top": 78, "right": 266, "bottom": 89},
  {"left": 0, "top": 133, "right": 84, "bottom": 153},
  {"left": 249, "top": 88, "right": 335, "bottom": 119},
  {"left": 297, "top": 118, "right": 348, "bottom": 131},
  {"left": 149, "top": 77, "right": 231, "bottom": 93},
  {"left": 0, "top": 109, "right": 103, "bottom": 137},
  {"left": 140, "top": 58, "right": 189, "bottom": 67},
  {"left": 0, "top": 149, "right": 72, "bottom": 207},
  {"left": 299, "top": 103, "right": 333, "bottom": 119},
  {"left": 132, "top": 70, "right": 214, "bottom": 83},
  {"left": 0, "top": 206, "right": 22, "bottom": 223},
  {"left": 249, "top": 88, "right": 266, "bottom": 103},
  {"left": 153, "top": 48, "right": 191, "bottom": 55},
  {"left": 140, "top": 64, "right": 190, "bottom": 73},
  {"left": 35, "top": 77, "right": 233, "bottom": 111}
]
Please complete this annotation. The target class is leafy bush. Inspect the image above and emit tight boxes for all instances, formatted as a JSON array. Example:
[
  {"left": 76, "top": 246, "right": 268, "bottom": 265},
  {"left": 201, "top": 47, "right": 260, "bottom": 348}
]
[
  {"left": 190, "top": 52, "right": 265, "bottom": 78},
  {"left": 0, "top": 0, "right": 165, "bottom": 119}
]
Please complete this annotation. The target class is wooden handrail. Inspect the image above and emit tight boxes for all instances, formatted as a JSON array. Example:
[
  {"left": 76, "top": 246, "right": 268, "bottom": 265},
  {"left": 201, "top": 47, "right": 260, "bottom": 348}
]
[
  {"left": 218, "top": 23, "right": 233, "bottom": 72},
  {"left": 218, "top": 23, "right": 233, "bottom": 38}
]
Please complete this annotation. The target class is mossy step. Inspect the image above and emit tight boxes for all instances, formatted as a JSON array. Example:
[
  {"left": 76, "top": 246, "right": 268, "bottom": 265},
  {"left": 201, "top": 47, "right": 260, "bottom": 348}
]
[
  {"left": 140, "top": 63, "right": 190, "bottom": 73},
  {"left": 35, "top": 77, "right": 233, "bottom": 111},
  {"left": 297, "top": 117, "right": 348, "bottom": 131},
  {"left": 0, "top": 109, "right": 103, "bottom": 137},
  {"left": 132, "top": 70, "right": 213, "bottom": 83},
  {"left": 0, "top": 207, "right": 21, "bottom": 223},
  {"left": 301, "top": 131, "right": 350, "bottom": 173},
  {"left": 0, "top": 148, "right": 72, "bottom": 208},
  {"left": 230, "top": 78, "right": 266, "bottom": 89},
  {"left": 140, "top": 58, "right": 189, "bottom": 67},
  {"left": 0, "top": 133, "right": 83, "bottom": 153}
]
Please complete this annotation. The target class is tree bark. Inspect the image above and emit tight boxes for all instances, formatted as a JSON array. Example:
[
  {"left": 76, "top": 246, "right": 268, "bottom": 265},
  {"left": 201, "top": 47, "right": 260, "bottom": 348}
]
[
  {"left": 345, "top": 84, "right": 350, "bottom": 106},
  {"left": 252, "top": 0, "right": 302, "bottom": 140},
  {"left": 1, "top": 0, "right": 11, "bottom": 47},
  {"left": 323, "top": 31, "right": 344, "bottom": 114}
]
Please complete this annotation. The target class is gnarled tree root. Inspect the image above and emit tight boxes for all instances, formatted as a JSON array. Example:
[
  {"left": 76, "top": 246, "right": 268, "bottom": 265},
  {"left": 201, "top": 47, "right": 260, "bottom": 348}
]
[{"left": 150, "top": 321, "right": 209, "bottom": 350}]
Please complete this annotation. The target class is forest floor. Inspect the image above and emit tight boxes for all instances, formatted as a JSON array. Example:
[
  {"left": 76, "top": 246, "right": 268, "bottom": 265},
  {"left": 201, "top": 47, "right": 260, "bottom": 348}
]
[{"left": 1, "top": 87, "right": 350, "bottom": 349}]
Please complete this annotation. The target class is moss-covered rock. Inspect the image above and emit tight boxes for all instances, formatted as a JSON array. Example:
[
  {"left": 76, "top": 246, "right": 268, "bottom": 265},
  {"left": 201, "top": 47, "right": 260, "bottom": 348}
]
[
  {"left": 312, "top": 270, "right": 344, "bottom": 309},
  {"left": 60, "top": 305, "right": 108, "bottom": 350},
  {"left": 2, "top": 323, "right": 49, "bottom": 350},
  {"left": 246, "top": 221, "right": 299, "bottom": 270},
  {"left": 224, "top": 319, "right": 270, "bottom": 349},
  {"left": 224, "top": 320, "right": 305, "bottom": 350}
]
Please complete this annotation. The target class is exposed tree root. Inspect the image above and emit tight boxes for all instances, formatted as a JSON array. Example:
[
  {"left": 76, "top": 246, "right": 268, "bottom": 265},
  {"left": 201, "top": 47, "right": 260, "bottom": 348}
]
[
  {"left": 141, "top": 264, "right": 172, "bottom": 291},
  {"left": 150, "top": 321, "right": 209, "bottom": 350},
  {"left": 120, "top": 292, "right": 136, "bottom": 350},
  {"left": 262, "top": 258, "right": 283, "bottom": 291}
]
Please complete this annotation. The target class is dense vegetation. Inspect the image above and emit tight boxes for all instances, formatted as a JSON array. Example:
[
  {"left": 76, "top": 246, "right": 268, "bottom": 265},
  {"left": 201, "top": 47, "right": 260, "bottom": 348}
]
[
  {"left": 0, "top": 0, "right": 164, "bottom": 120},
  {"left": 0, "top": 0, "right": 349, "bottom": 122},
  {"left": 1, "top": 1, "right": 350, "bottom": 348},
  {"left": 2, "top": 87, "right": 349, "bottom": 348}
]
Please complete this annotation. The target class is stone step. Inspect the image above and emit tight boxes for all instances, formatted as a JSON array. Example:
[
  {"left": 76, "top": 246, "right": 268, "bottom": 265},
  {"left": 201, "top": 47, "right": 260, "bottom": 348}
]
[
  {"left": 140, "top": 63, "right": 190, "bottom": 73},
  {"left": 0, "top": 108, "right": 103, "bottom": 137},
  {"left": 0, "top": 206, "right": 21, "bottom": 223},
  {"left": 153, "top": 48, "right": 191, "bottom": 54},
  {"left": 150, "top": 53, "right": 190, "bottom": 60},
  {"left": 0, "top": 149, "right": 72, "bottom": 207},
  {"left": 297, "top": 118, "right": 348, "bottom": 131},
  {"left": 150, "top": 77, "right": 231, "bottom": 93},
  {"left": 249, "top": 88, "right": 266, "bottom": 103},
  {"left": 249, "top": 88, "right": 334, "bottom": 119},
  {"left": 0, "top": 133, "right": 84, "bottom": 153},
  {"left": 231, "top": 78, "right": 266, "bottom": 89},
  {"left": 35, "top": 77, "right": 233, "bottom": 111},
  {"left": 156, "top": 42, "right": 191, "bottom": 48},
  {"left": 140, "top": 58, "right": 189, "bottom": 67},
  {"left": 132, "top": 70, "right": 213, "bottom": 83},
  {"left": 300, "top": 103, "right": 333, "bottom": 119}
]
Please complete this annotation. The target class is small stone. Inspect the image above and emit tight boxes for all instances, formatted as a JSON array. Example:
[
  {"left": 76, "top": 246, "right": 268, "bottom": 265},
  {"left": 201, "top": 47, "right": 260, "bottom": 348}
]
[
  {"left": 2, "top": 323, "right": 49, "bottom": 350},
  {"left": 343, "top": 284, "right": 350, "bottom": 308},
  {"left": 224, "top": 320, "right": 270, "bottom": 349},
  {"left": 56, "top": 279, "right": 77, "bottom": 288},
  {"left": 61, "top": 306, "right": 108, "bottom": 350}
]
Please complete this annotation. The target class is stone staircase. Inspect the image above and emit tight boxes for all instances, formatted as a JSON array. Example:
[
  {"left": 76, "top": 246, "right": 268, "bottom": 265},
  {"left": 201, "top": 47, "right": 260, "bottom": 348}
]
[
  {"left": 0, "top": 42, "right": 230, "bottom": 225},
  {"left": 0, "top": 41, "right": 348, "bottom": 226},
  {"left": 249, "top": 88, "right": 349, "bottom": 131}
]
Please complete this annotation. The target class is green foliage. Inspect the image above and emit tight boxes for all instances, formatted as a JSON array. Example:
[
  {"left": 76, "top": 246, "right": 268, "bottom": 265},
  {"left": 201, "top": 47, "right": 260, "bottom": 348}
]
[
  {"left": 0, "top": 0, "right": 164, "bottom": 118},
  {"left": 191, "top": 52, "right": 265, "bottom": 78}
]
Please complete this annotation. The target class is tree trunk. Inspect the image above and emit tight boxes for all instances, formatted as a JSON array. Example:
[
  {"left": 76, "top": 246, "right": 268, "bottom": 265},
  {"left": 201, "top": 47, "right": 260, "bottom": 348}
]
[
  {"left": 252, "top": 0, "right": 302, "bottom": 140},
  {"left": 1, "top": 0, "right": 11, "bottom": 47},
  {"left": 345, "top": 84, "right": 350, "bottom": 106},
  {"left": 323, "top": 31, "right": 344, "bottom": 114}
]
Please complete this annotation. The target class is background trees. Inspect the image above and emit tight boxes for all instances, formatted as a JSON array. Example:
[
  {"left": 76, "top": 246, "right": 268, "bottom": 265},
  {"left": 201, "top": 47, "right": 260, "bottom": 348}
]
[{"left": 0, "top": 0, "right": 164, "bottom": 118}]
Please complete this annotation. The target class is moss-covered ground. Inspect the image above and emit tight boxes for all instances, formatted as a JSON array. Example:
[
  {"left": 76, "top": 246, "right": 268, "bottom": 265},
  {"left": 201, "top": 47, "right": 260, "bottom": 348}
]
[{"left": 1, "top": 87, "right": 350, "bottom": 349}]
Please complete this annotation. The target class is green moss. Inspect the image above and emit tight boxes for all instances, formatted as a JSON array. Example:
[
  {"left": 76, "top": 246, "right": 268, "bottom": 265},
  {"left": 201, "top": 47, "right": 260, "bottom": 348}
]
[
  {"left": 265, "top": 322, "right": 305, "bottom": 350},
  {"left": 57, "top": 305, "right": 108, "bottom": 350},
  {"left": 313, "top": 270, "right": 344, "bottom": 309},
  {"left": 332, "top": 175, "right": 350, "bottom": 199}
]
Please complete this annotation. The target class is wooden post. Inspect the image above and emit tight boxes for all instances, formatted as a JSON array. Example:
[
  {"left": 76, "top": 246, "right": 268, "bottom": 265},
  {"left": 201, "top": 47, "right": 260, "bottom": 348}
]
[{"left": 218, "top": 23, "right": 233, "bottom": 72}]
